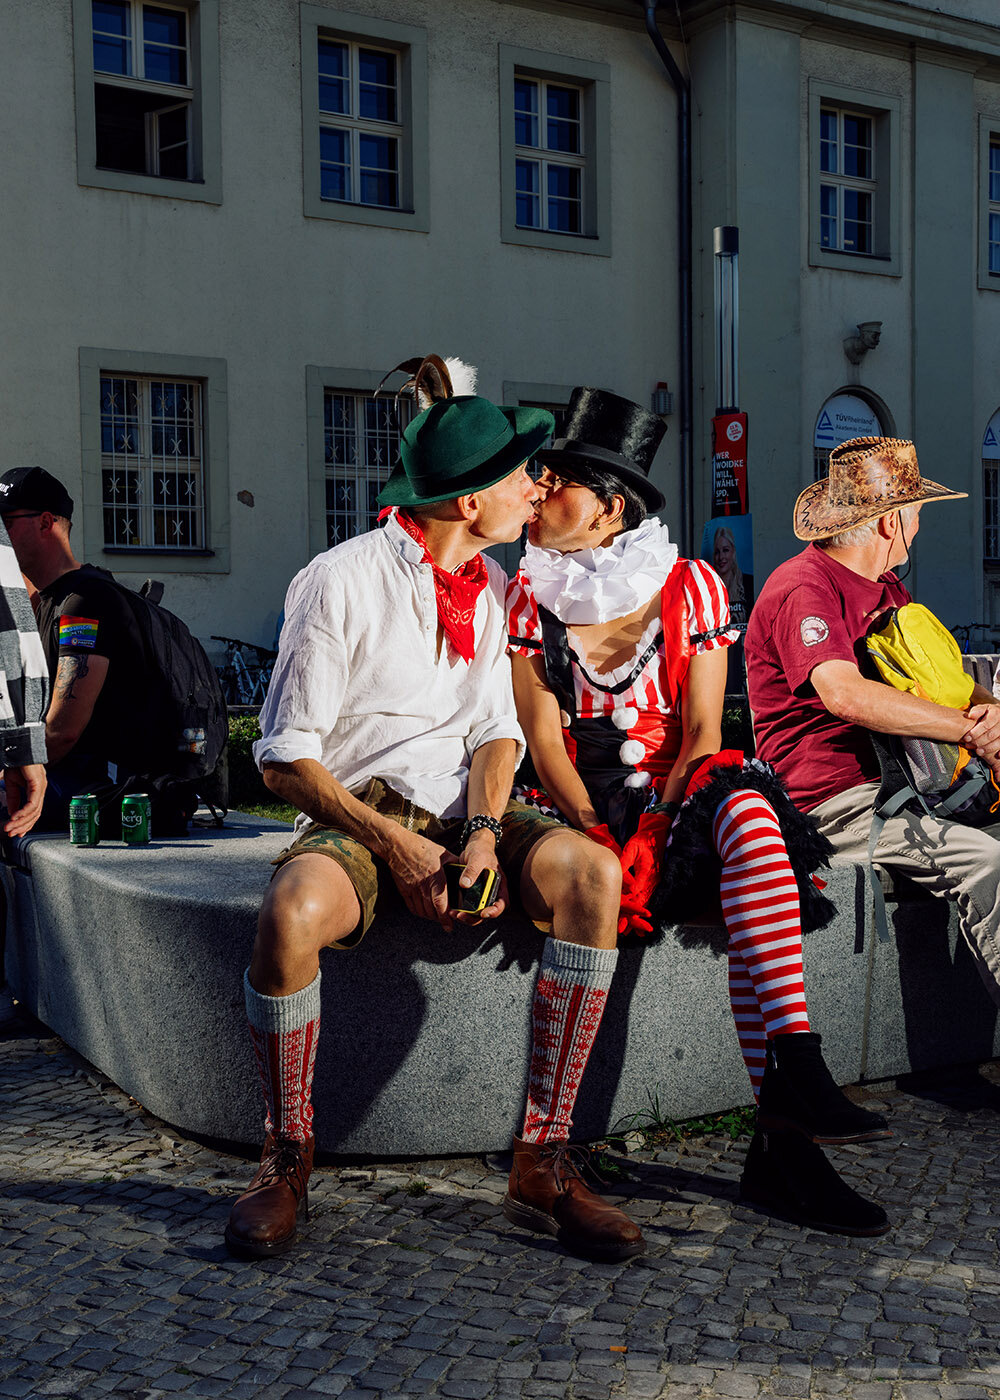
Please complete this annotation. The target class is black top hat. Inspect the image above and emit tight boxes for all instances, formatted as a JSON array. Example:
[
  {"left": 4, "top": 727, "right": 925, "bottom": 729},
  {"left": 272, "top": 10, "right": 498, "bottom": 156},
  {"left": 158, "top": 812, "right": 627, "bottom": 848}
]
[{"left": 536, "top": 386, "right": 666, "bottom": 512}]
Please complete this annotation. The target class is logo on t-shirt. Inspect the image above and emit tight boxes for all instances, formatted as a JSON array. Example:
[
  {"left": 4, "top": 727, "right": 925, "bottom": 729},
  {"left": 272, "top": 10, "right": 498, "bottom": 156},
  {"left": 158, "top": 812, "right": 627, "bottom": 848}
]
[
  {"left": 800, "top": 615, "right": 829, "bottom": 647},
  {"left": 59, "top": 615, "right": 99, "bottom": 650}
]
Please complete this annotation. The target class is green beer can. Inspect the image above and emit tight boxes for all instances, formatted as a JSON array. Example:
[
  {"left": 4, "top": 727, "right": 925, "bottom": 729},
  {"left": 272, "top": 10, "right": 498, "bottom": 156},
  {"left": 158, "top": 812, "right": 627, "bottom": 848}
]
[
  {"left": 121, "top": 793, "right": 151, "bottom": 845},
  {"left": 69, "top": 794, "right": 100, "bottom": 847}
]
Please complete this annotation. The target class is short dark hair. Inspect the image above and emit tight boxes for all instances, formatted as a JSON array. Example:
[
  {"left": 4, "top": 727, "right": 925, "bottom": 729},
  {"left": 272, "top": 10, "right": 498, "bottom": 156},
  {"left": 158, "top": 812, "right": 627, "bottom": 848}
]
[{"left": 570, "top": 465, "right": 648, "bottom": 534}]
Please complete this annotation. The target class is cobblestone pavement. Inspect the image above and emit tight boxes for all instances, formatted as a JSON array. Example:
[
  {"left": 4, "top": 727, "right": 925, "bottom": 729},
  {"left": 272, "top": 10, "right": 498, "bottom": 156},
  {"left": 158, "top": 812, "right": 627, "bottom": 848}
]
[{"left": 2, "top": 1024, "right": 1000, "bottom": 1400}]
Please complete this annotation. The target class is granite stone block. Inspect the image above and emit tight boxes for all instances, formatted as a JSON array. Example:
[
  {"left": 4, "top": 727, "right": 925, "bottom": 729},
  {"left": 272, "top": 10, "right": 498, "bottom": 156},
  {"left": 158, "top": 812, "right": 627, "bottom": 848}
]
[{"left": 4, "top": 817, "right": 991, "bottom": 1156}]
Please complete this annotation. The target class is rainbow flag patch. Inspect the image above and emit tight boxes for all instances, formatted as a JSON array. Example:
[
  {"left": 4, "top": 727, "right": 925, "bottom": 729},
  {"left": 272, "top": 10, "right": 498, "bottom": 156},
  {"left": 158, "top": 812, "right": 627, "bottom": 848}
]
[{"left": 59, "top": 616, "right": 99, "bottom": 650}]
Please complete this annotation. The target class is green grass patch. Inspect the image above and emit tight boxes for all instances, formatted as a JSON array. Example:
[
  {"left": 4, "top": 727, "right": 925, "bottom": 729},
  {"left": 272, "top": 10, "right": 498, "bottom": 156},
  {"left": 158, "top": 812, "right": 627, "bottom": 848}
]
[{"left": 606, "top": 1091, "right": 756, "bottom": 1150}]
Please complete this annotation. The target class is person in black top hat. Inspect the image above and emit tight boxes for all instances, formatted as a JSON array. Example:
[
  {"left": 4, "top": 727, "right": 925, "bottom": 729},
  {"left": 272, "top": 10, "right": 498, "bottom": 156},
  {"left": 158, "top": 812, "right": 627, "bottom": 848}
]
[{"left": 507, "top": 386, "right": 892, "bottom": 1239}]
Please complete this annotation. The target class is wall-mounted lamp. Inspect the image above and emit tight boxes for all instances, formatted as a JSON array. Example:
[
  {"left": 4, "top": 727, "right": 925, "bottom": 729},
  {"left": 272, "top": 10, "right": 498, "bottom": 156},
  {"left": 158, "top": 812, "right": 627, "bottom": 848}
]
[
  {"left": 652, "top": 382, "right": 673, "bottom": 416},
  {"left": 714, "top": 225, "right": 739, "bottom": 413}
]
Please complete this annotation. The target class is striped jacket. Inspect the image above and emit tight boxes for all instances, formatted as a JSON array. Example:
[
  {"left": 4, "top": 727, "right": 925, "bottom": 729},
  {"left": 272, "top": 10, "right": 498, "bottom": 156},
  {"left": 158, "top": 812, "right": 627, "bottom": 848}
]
[{"left": 0, "top": 522, "right": 48, "bottom": 766}]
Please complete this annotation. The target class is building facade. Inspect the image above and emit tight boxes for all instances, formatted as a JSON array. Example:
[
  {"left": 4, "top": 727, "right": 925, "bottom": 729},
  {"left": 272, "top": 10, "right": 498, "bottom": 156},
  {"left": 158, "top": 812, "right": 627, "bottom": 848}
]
[
  {"left": 686, "top": 0, "right": 1000, "bottom": 631},
  {"left": 3, "top": 0, "right": 1000, "bottom": 655},
  {"left": 0, "top": 0, "right": 677, "bottom": 655}
]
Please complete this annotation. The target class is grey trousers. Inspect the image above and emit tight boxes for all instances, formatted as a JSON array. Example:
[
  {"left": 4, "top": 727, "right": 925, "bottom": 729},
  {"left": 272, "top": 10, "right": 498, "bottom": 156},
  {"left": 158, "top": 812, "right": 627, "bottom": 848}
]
[{"left": 811, "top": 782, "right": 1000, "bottom": 1007}]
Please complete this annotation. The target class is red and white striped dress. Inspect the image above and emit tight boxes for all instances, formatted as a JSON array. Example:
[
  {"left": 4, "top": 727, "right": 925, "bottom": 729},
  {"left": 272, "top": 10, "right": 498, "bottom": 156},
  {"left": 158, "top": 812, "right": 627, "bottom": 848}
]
[{"left": 506, "top": 558, "right": 738, "bottom": 782}]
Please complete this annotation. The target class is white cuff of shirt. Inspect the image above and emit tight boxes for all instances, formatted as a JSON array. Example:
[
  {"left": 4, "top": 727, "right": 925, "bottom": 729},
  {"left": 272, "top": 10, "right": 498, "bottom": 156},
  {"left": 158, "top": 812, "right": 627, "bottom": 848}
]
[
  {"left": 465, "top": 718, "right": 526, "bottom": 770},
  {"left": 253, "top": 732, "right": 323, "bottom": 770}
]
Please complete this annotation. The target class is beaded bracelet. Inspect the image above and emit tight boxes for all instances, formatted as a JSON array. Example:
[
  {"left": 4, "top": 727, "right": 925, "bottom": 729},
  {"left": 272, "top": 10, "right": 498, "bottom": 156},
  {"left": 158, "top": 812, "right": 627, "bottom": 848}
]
[{"left": 461, "top": 814, "right": 503, "bottom": 847}]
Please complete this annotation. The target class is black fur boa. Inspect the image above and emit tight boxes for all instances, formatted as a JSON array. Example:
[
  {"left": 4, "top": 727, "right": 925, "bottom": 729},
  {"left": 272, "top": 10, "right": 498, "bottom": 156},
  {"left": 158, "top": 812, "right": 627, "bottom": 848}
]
[{"left": 648, "top": 759, "right": 837, "bottom": 952}]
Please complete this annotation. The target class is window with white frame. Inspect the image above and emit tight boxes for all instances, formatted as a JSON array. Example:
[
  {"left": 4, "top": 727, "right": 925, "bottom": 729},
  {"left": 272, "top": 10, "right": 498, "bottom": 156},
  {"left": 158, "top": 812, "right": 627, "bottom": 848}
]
[
  {"left": 318, "top": 37, "right": 403, "bottom": 208},
  {"left": 809, "top": 82, "right": 899, "bottom": 274},
  {"left": 819, "top": 107, "right": 875, "bottom": 255},
  {"left": 91, "top": 0, "right": 193, "bottom": 179},
  {"left": 301, "top": 7, "right": 428, "bottom": 230},
  {"left": 100, "top": 374, "right": 205, "bottom": 549},
  {"left": 988, "top": 139, "right": 1000, "bottom": 277},
  {"left": 499, "top": 47, "right": 610, "bottom": 256},
  {"left": 514, "top": 77, "right": 585, "bottom": 235},
  {"left": 323, "top": 391, "right": 413, "bottom": 546}
]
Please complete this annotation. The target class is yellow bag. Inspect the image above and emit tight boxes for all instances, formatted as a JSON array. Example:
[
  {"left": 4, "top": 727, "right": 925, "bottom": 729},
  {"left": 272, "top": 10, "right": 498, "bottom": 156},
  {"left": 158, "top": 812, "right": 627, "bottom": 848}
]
[{"left": 865, "top": 603, "right": 974, "bottom": 710}]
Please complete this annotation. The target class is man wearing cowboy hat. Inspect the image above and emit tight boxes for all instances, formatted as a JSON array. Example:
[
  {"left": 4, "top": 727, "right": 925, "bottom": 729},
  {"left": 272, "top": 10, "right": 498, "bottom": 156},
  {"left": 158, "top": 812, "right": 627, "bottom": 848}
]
[
  {"left": 746, "top": 435, "right": 1000, "bottom": 1004},
  {"left": 224, "top": 389, "right": 644, "bottom": 1264}
]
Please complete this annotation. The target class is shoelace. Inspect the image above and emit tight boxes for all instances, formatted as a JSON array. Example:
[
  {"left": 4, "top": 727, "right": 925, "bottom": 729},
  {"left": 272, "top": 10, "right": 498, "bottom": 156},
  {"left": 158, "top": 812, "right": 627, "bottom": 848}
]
[
  {"left": 531, "top": 1142, "right": 602, "bottom": 1190},
  {"left": 255, "top": 1140, "right": 308, "bottom": 1194}
]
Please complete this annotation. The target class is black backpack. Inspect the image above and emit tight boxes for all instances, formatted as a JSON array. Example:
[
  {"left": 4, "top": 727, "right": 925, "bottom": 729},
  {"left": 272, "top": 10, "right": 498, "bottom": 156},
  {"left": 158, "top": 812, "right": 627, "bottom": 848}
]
[{"left": 96, "top": 574, "right": 229, "bottom": 829}]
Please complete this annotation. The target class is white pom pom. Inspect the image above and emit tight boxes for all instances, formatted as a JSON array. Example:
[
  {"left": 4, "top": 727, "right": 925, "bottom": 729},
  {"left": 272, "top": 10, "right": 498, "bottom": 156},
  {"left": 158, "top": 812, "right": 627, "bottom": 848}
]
[
  {"left": 624, "top": 770, "right": 652, "bottom": 789},
  {"left": 559, "top": 709, "right": 571, "bottom": 729},
  {"left": 619, "top": 739, "right": 646, "bottom": 766},
  {"left": 611, "top": 706, "right": 639, "bottom": 730},
  {"left": 444, "top": 357, "right": 478, "bottom": 397}
]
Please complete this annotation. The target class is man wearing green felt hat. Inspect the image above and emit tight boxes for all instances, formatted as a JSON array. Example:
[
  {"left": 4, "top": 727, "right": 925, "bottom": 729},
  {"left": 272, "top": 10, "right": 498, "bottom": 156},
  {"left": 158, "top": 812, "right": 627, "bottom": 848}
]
[{"left": 225, "top": 358, "right": 644, "bottom": 1266}]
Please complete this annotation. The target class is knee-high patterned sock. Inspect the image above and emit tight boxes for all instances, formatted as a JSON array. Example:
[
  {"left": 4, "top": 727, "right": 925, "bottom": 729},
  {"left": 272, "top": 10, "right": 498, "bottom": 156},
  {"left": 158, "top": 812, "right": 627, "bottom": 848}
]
[
  {"left": 244, "top": 969, "right": 321, "bottom": 1143},
  {"left": 714, "top": 790, "right": 811, "bottom": 1101},
  {"left": 521, "top": 938, "right": 618, "bottom": 1145}
]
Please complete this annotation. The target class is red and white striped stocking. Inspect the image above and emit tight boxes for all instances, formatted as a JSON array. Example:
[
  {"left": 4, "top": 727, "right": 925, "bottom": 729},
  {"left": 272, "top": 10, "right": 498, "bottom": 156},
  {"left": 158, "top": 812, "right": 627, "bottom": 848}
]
[
  {"left": 244, "top": 969, "right": 321, "bottom": 1143},
  {"left": 713, "top": 790, "right": 810, "bottom": 1100},
  {"left": 521, "top": 939, "right": 618, "bottom": 1144}
]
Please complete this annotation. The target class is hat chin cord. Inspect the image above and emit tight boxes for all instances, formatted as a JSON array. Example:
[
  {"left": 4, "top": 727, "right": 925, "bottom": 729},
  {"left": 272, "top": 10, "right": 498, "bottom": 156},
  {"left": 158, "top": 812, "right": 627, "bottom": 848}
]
[{"left": 893, "top": 510, "right": 913, "bottom": 582}]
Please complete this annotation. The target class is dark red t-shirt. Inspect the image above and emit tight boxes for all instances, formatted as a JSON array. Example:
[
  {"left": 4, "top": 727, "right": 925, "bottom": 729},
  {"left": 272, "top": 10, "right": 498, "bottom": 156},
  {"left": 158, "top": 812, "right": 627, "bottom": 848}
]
[{"left": 745, "top": 544, "right": 910, "bottom": 811}]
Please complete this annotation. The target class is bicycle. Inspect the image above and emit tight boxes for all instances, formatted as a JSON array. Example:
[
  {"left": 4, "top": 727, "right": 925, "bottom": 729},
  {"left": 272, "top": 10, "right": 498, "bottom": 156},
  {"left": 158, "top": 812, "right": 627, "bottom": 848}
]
[
  {"left": 212, "top": 635, "right": 277, "bottom": 708},
  {"left": 951, "top": 622, "right": 1000, "bottom": 655}
]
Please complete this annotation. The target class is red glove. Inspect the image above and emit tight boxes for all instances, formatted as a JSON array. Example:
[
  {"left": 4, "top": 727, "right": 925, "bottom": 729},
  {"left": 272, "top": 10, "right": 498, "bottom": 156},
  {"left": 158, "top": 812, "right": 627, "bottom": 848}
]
[
  {"left": 617, "top": 895, "right": 655, "bottom": 939},
  {"left": 585, "top": 823, "right": 623, "bottom": 857},
  {"left": 618, "top": 811, "right": 672, "bottom": 936}
]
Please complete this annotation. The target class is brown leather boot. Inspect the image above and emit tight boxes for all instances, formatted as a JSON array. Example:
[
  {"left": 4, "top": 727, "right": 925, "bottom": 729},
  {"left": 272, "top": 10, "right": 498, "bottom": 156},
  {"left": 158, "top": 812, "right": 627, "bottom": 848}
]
[
  {"left": 224, "top": 1133, "right": 314, "bottom": 1259},
  {"left": 503, "top": 1136, "right": 645, "bottom": 1263}
]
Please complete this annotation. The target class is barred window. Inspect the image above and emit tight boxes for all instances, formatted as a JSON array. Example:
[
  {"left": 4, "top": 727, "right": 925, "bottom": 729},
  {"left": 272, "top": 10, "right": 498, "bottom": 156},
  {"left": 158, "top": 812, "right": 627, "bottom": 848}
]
[
  {"left": 324, "top": 391, "right": 410, "bottom": 546},
  {"left": 100, "top": 374, "right": 205, "bottom": 549}
]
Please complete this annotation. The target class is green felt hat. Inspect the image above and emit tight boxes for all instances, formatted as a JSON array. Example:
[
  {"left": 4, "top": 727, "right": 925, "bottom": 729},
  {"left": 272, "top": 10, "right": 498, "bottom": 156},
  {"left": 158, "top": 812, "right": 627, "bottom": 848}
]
[{"left": 377, "top": 396, "right": 555, "bottom": 507}]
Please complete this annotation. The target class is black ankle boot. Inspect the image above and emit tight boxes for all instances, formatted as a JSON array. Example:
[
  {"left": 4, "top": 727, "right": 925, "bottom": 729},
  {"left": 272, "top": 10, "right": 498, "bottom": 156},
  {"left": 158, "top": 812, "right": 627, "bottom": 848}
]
[
  {"left": 740, "top": 1127, "right": 890, "bottom": 1237},
  {"left": 757, "top": 1032, "right": 891, "bottom": 1144}
]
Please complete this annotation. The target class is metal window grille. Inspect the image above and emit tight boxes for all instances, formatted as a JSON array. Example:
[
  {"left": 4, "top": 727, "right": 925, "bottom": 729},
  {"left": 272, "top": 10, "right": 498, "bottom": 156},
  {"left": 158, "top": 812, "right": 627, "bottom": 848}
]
[
  {"left": 813, "top": 447, "right": 831, "bottom": 482},
  {"left": 324, "top": 391, "right": 410, "bottom": 546},
  {"left": 514, "top": 76, "right": 585, "bottom": 235},
  {"left": 318, "top": 37, "right": 402, "bottom": 208},
  {"left": 819, "top": 107, "right": 876, "bottom": 255},
  {"left": 100, "top": 374, "right": 205, "bottom": 549},
  {"left": 519, "top": 401, "right": 570, "bottom": 477},
  {"left": 985, "top": 461, "right": 1000, "bottom": 563}
]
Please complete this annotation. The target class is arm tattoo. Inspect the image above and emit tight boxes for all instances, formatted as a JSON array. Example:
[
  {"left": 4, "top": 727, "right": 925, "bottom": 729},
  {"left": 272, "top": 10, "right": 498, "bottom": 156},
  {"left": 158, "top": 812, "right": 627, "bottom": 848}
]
[{"left": 54, "top": 654, "right": 91, "bottom": 702}]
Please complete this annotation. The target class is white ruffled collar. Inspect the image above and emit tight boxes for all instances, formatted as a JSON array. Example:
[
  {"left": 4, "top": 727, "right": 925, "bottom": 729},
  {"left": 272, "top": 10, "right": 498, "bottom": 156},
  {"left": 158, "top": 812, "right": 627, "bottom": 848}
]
[{"left": 522, "top": 517, "right": 678, "bottom": 624}]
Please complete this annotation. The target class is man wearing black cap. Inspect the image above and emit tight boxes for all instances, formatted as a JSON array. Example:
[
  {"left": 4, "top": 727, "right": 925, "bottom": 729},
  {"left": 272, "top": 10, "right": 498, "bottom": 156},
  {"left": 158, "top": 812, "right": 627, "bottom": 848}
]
[
  {"left": 226, "top": 384, "right": 645, "bottom": 1265},
  {"left": 507, "top": 388, "right": 890, "bottom": 1238},
  {"left": 0, "top": 466, "right": 158, "bottom": 828}
]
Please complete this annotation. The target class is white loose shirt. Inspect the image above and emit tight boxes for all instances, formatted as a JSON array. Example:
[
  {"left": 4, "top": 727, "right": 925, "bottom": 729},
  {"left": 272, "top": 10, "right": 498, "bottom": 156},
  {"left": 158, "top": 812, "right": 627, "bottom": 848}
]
[{"left": 254, "top": 514, "right": 525, "bottom": 826}]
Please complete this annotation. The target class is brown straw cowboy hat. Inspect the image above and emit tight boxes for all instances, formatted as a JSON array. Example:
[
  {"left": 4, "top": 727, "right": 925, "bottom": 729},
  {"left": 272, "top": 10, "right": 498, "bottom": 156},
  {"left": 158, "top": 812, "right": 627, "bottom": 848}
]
[{"left": 793, "top": 436, "right": 967, "bottom": 541}]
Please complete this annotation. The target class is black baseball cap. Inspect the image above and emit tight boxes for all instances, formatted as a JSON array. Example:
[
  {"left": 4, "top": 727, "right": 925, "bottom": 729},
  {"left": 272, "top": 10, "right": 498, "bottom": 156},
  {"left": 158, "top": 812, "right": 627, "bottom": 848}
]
[{"left": 0, "top": 467, "right": 74, "bottom": 520}]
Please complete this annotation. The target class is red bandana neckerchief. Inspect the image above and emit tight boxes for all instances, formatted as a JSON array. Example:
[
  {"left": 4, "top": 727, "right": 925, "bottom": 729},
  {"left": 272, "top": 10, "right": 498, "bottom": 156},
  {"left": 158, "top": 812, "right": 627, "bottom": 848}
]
[{"left": 395, "top": 509, "right": 488, "bottom": 662}]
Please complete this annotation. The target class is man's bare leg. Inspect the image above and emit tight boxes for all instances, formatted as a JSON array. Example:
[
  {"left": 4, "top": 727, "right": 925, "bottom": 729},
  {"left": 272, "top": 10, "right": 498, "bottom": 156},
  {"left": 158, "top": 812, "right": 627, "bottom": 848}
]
[
  {"left": 504, "top": 829, "right": 645, "bottom": 1262},
  {"left": 225, "top": 855, "right": 360, "bottom": 1259}
]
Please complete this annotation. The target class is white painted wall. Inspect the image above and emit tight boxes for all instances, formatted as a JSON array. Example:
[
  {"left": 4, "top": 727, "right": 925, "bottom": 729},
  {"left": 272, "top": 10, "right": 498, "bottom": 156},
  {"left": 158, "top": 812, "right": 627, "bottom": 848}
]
[{"left": 0, "top": 0, "right": 677, "bottom": 653}]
